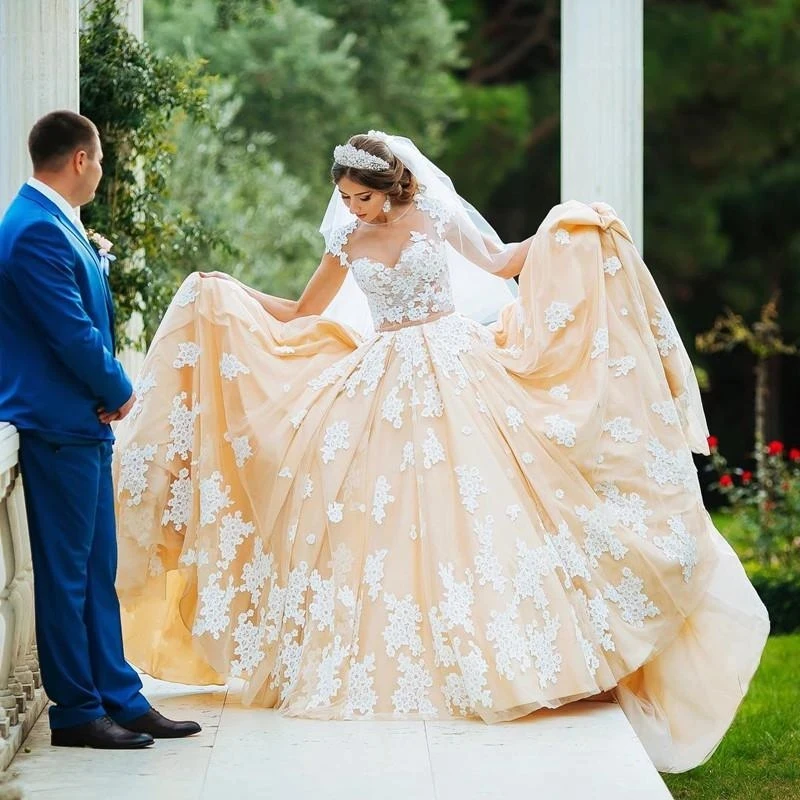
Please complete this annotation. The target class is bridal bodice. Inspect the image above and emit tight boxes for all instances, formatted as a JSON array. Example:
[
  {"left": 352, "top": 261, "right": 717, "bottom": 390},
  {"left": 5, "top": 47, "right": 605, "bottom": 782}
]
[
  {"left": 350, "top": 232, "right": 454, "bottom": 330},
  {"left": 327, "top": 200, "right": 457, "bottom": 331}
]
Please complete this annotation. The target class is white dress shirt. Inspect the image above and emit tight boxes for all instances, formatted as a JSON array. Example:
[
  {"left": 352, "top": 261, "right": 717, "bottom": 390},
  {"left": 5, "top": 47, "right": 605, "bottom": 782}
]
[{"left": 26, "top": 177, "right": 89, "bottom": 241}]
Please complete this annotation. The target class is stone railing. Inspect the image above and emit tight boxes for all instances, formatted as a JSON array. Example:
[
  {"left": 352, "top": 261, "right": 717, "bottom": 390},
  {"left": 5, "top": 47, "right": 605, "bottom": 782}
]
[{"left": 0, "top": 423, "right": 46, "bottom": 770}]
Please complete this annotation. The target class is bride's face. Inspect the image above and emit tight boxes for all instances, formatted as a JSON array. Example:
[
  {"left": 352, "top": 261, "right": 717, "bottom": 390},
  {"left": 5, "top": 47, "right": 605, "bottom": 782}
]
[{"left": 337, "top": 176, "right": 387, "bottom": 223}]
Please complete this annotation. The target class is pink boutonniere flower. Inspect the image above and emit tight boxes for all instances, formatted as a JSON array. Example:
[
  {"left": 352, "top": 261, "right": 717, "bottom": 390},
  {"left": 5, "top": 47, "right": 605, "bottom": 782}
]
[
  {"left": 85, "top": 229, "right": 117, "bottom": 275},
  {"left": 87, "top": 229, "right": 114, "bottom": 255}
]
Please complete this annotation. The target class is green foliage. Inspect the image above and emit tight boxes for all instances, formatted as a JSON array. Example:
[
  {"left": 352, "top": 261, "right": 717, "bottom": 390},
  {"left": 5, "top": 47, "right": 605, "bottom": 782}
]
[
  {"left": 307, "top": 0, "right": 464, "bottom": 154},
  {"left": 439, "top": 83, "right": 531, "bottom": 209},
  {"left": 664, "top": 634, "right": 800, "bottom": 799},
  {"left": 80, "top": 0, "right": 216, "bottom": 345},
  {"left": 164, "top": 85, "right": 321, "bottom": 298},
  {"left": 147, "top": 0, "right": 360, "bottom": 196},
  {"left": 707, "top": 439, "right": 800, "bottom": 568}
]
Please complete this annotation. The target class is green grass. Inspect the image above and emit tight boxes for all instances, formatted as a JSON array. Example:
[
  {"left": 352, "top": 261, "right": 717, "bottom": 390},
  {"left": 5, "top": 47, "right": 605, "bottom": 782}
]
[
  {"left": 710, "top": 510, "right": 750, "bottom": 555},
  {"left": 663, "top": 634, "right": 800, "bottom": 799}
]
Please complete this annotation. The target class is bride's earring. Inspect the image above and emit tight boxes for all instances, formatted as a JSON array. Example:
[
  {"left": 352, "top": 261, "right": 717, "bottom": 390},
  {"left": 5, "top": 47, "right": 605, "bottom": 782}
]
[{"left": 382, "top": 197, "right": 392, "bottom": 214}]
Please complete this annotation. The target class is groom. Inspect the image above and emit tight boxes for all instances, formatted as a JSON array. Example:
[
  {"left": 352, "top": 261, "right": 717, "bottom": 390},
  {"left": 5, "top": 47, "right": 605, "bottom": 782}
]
[{"left": 0, "top": 111, "right": 200, "bottom": 748}]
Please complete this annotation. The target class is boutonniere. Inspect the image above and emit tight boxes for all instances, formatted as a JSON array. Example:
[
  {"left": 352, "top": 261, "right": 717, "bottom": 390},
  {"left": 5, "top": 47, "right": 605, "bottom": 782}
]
[{"left": 86, "top": 229, "right": 117, "bottom": 276}]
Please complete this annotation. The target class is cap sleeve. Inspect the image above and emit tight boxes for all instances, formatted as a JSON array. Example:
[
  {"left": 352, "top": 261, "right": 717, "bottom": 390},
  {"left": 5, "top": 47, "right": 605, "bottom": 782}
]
[
  {"left": 414, "top": 191, "right": 454, "bottom": 239},
  {"left": 325, "top": 218, "right": 359, "bottom": 268}
]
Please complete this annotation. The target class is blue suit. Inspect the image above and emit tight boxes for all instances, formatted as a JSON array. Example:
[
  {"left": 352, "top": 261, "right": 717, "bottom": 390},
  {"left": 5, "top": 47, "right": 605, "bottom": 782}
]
[{"left": 0, "top": 184, "right": 149, "bottom": 729}]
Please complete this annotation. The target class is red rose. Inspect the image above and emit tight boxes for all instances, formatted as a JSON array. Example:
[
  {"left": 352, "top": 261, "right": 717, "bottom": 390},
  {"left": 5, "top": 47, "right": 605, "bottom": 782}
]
[
  {"left": 767, "top": 440, "right": 784, "bottom": 456},
  {"left": 707, "top": 435, "right": 719, "bottom": 450},
  {"left": 719, "top": 474, "right": 733, "bottom": 488},
  {"left": 741, "top": 470, "right": 753, "bottom": 485},
  {"left": 790, "top": 448, "right": 800, "bottom": 462}
]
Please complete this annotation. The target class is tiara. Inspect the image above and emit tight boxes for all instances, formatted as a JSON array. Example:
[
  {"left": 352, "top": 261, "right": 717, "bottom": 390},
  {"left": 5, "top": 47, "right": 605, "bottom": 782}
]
[{"left": 333, "top": 143, "right": 391, "bottom": 172}]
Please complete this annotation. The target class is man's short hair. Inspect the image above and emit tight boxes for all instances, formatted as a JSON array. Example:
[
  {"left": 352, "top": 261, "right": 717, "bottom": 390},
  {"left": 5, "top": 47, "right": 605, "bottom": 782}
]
[{"left": 28, "top": 111, "right": 99, "bottom": 171}]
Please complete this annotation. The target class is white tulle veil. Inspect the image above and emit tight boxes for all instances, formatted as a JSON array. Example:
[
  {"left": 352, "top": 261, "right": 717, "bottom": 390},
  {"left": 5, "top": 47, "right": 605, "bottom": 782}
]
[{"left": 321, "top": 132, "right": 518, "bottom": 336}]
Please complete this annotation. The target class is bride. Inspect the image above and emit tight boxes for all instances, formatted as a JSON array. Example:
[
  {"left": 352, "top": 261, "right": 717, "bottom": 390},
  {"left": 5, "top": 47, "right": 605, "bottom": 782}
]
[{"left": 114, "top": 131, "right": 769, "bottom": 773}]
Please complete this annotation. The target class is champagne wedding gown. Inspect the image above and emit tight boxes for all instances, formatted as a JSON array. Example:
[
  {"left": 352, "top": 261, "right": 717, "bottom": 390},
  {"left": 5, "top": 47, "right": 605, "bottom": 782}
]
[{"left": 114, "top": 198, "right": 769, "bottom": 772}]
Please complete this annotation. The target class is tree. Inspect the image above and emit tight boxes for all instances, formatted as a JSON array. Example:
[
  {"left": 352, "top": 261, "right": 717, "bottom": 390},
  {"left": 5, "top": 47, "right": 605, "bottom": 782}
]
[
  {"left": 697, "top": 296, "right": 798, "bottom": 489},
  {"left": 164, "top": 84, "right": 321, "bottom": 297}
]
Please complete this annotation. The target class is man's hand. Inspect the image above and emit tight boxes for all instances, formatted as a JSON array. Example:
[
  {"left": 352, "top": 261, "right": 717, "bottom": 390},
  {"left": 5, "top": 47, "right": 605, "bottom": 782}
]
[
  {"left": 97, "top": 392, "right": 136, "bottom": 425},
  {"left": 115, "top": 392, "right": 137, "bottom": 421}
]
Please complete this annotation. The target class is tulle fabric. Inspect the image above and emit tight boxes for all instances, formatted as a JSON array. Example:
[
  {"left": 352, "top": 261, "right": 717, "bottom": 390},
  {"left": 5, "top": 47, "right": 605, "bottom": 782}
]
[{"left": 114, "top": 201, "right": 768, "bottom": 773}]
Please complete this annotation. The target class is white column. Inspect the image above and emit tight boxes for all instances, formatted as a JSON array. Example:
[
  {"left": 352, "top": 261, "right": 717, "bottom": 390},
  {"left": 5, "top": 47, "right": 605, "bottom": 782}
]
[
  {"left": 560, "top": 0, "right": 643, "bottom": 248},
  {"left": 120, "top": 0, "right": 144, "bottom": 39},
  {"left": 81, "top": 0, "right": 143, "bottom": 37},
  {"left": 0, "top": 0, "right": 77, "bottom": 765},
  {"left": 0, "top": 0, "right": 80, "bottom": 214}
]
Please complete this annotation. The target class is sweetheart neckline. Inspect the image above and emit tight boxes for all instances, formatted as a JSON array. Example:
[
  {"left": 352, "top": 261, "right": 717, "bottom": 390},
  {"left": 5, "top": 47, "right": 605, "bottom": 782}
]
[{"left": 349, "top": 231, "right": 430, "bottom": 272}]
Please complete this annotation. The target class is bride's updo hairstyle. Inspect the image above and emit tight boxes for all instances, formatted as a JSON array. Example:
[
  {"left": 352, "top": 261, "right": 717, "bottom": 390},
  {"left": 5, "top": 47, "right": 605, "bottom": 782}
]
[{"left": 332, "top": 134, "right": 418, "bottom": 203}]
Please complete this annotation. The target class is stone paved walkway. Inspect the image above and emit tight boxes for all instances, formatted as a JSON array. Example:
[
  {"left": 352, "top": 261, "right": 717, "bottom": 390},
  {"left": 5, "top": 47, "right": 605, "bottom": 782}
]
[{"left": 10, "top": 676, "right": 673, "bottom": 799}]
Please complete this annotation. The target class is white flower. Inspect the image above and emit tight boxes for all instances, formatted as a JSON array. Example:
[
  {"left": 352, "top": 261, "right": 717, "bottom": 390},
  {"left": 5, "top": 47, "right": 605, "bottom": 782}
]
[
  {"left": 544, "top": 414, "right": 577, "bottom": 448},
  {"left": 603, "top": 256, "right": 622, "bottom": 276},
  {"left": 590, "top": 329, "right": 609, "bottom": 360},
  {"left": 554, "top": 228, "right": 571, "bottom": 246},
  {"left": 327, "top": 502, "right": 344, "bottom": 524},
  {"left": 220, "top": 353, "right": 250, "bottom": 381},
  {"left": 544, "top": 301, "right": 575, "bottom": 333}
]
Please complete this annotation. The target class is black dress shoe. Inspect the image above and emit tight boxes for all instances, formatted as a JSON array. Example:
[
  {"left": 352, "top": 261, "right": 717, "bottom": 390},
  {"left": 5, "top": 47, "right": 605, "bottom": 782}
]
[
  {"left": 121, "top": 708, "right": 201, "bottom": 739},
  {"left": 51, "top": 715, "right": 154, "bottom": 749}
]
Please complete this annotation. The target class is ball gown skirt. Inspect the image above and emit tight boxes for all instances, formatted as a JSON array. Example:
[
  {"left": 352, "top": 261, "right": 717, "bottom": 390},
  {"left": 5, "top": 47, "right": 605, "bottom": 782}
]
[{"left": 113, "top": 201, "right": 769, "bottom": 773}]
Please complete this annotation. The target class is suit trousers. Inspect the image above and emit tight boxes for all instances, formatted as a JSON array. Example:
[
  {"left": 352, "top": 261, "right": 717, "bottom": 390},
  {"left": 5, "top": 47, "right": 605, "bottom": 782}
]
[{"left": 18, "top": 434, "right": 150, "bottom": 729}]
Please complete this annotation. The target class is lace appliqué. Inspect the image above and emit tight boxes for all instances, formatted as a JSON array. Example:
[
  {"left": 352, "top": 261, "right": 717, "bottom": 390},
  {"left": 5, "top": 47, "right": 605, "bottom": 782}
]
[
  {"left": 174, "top": 274, "right": 200, "bottom": 307},
  {"left": 326, "top": 218, "right": 359, "bottom": 268},
  {"left": 651, "top": 400, "right": 680, "bottom": 426},
  {"left": 199, "top": 471, "right": 233, "bottom": 526},
  {"left": 554, "top": 229, "right": 571, "bottom": 246},
  {"left": 591, "top": 328, "right": 609, "bottom": 359},
  {"left": 544, "top": 414, "right": 577, "bottom": 447},
  {"left": 603, "top": 256, "right": 622, "bottom": 276},
  {"left": 604, "top": 568, "right": 660, "bottom": 627},
  {"left": 653, "top": 515, "right": 698, "bottom": 582},
  {"left": 646, "top": 438, "right": 697, "bottom": 490},
  {"left": 118, "top": 442, "right": 158, "bottom": 506},
  {"left": 414, "top": 192, "right": 453, "bottom": 237},
  {"left": 173, "top": 341, "right": 201, "bottom": 368},
  {"left": 321, "top": 421, "right": 350, "bottom": 464},
  {"left": 162, "top": 468, "right": 191, "bottom": 530},
  {"left": 544, "top": 301, "right": 575, "bottom": 332},
  {"left": 651, "top": 307, "right": 681, "bottom": 357},
  {"left": 220, "top": 353, "right": 251, "bottom": 382},
  {"left": 224, "top": 432, "right": 253, "bottom": 467},
  {"left": 609, "top": 355, "right": 637, "bottom": 377},
  {"left": 602, "top": 416, "right": 642, "bottom": 444},
  {"left": 455, "top": 465, "right": 488, "bottom": 514},
  {"left": 372, "top": 476, "right": 395, "bottom": 524},
  {"left": 166, "top": 392, "right": 198, "bottom": 461},
  {"left": 350, "top": 233, "right": 454, "bottom": 330}
]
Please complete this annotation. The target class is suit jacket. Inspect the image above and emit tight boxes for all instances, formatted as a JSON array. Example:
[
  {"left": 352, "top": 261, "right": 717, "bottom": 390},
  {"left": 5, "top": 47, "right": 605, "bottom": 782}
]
[{"left": 0, "top": 184, "right": 132, "bottom": 442}]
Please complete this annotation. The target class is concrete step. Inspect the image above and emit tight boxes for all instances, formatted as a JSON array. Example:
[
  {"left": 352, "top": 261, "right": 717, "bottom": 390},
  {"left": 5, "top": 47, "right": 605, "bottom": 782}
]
[{"left": 11, "top": 676, "right": 673, "bottom": 799}]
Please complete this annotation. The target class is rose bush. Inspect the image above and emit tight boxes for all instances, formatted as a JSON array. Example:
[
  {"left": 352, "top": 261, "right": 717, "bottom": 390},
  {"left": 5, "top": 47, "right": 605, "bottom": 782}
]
[{"left": 707, "top": 435, "right": 800, "bottom": 568}]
